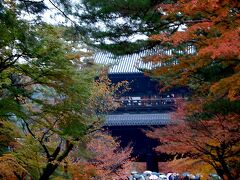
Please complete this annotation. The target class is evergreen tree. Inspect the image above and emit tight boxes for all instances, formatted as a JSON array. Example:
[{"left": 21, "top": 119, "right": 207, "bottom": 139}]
[{"left": 74, "top": 0, "right": 176, "bottom": 55}]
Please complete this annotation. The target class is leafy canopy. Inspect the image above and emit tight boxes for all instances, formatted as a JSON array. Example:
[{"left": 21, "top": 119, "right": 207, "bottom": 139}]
[
  {"left": 0, "top": 0, "right": 118, "bottom": 179},
  {"left": 74, "top": 0, "right": 176, "bottom": 55}
]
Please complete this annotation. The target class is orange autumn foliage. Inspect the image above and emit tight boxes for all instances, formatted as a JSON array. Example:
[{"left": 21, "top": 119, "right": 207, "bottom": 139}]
[
  {"left": 147, "top": 1, "right": 240, "bottom": 179},
  {"left": 158, "top": 158, "right": 215, "bottom": 179},
  {"left": 147, "top": 101, "right": 240, "bottom": 179},
  {"left": 149, "top": 0, "right": 240, "bottom": 99},
  {"left": 86, "top": 132, "right": 133, "bottom": 179},
  {"left": 0, "top": 154, "right": 29, "bottom": 180},
  {"left": 69, "top": 132, "right": 133, "bottom": 180}
]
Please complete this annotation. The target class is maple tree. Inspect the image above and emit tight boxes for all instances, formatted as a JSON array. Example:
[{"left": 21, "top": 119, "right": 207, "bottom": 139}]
[
  {"left": 158, "top": 157, "right": 214, "bottom": 179},
  {"left": 0, "top": 120, "right": 20, "bottom": 155},
  {"left": 0, "top": 21, "right": 99, "bottom": 179},
  {"left": 89, "top": 68, "right": 130, "bottom": 114},
  {"left": 145, "top": 1, "right": 240, "bottom": 179},
  {"left": 148, "top": 100, "right": 240, "bottom": 179},
  {"left": 68, "top": 132, "right": 133, "bottom": 180},
  {"left": 147, "top": 0, "right": 239, "bottom": 99},
  {"left": 0, "top": 154, "right": 30, "bottom": 180}
]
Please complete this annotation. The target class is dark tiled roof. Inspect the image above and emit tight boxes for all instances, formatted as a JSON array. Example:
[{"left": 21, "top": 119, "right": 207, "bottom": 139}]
[
  {"left": 94, "top": 46, "right": 195, "bottom": 74},
  {"left": 94, "top": 51, "right": 149, "bottom": 74},
  {"left": 104, "top": 113, "right": 171, "bottom": 126}
]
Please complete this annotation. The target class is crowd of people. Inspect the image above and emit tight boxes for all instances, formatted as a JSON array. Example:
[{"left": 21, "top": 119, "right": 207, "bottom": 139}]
[
  {"left": 119, "top": 94, "right": 176, "bottom": 107},
  {"left": 127, "top": 171, "right": 221, "bottom": 180}
]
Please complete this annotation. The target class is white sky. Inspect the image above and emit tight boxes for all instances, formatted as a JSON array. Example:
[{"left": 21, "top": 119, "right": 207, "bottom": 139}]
[{"left": 22, "top": 0, "right": 185, "bottom": 44}]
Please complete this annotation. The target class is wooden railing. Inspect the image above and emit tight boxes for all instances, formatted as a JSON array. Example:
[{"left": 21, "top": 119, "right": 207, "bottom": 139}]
[{"left": 113, "top": 97, "right": 182, "bottom": 111}]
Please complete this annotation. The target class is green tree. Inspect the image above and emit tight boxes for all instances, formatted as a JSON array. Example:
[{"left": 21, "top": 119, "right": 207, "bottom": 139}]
[
  {"left": 0, "top": 1, "right": 107, "bottom": 179},
  {"left": 74, "top": 0, "right": 175, "bottom": 55},
  {"left": 0, "top": 120, "right": 20, "bottom": 155}
]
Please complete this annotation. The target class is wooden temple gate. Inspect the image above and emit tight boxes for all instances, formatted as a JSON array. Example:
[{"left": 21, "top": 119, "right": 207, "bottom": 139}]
[{"left": 94, "top": 48, "right": 191, "bottom": 171}]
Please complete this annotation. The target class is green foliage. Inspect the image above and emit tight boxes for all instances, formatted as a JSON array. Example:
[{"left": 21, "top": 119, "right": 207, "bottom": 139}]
[
  {"left": 196, "top": 62, "right": 234, "bottom": 83},
  {"left": 14, "top": 136, "right": 46, "bottom": 179},
  {"left": 75, "top": 0, "right": 175, "bottom": 55},
  {"left": 203, "top": 99, "right": 240, "bottom": 115},
  {"left": 0, "top": 1, "right": 107, "bottom": 179},
  {"left": 0, "top": 120, "right": 20, "bottom": 155},
  {"left": 17, "top": 1, "right": 48, "bottom": 14},
  {"left": 186, "top": 99, "right": 240, "bottom": 121}
]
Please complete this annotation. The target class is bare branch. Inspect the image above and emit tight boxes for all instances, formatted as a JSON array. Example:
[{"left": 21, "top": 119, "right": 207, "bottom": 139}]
[
  {"left": 0, "top": 54, "right": 22, "bottom": 73},
  {"left": 48, "top": 0, "right": 76, "bottom": 25}
]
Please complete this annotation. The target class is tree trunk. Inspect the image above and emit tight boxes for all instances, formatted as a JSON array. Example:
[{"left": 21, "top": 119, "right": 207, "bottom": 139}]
[
  {"left": 39, "top": 163, "right": 59, "bottom": 180},
  {"left": 218, "top": 156, "right": 234, "bottom": 180},
  {"left": 39, "top": 143, "right": 74, "bottom": 180}
]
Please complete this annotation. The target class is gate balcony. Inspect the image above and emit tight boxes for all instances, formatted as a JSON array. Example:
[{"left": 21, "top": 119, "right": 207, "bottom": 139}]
[{"left": 113, "top": 97, "right": 182, "bottom": 113}]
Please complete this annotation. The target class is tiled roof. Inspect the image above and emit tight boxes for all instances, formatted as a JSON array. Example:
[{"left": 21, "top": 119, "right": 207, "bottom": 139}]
[
  {"left": 104, "top": 113, "right": 171, "bottom": 126},
  {"left": 94, "top": 46, "right": 195, "bottom": 74},
  {"left": 94, "top": 51, "right": 148, "bottom": 74}
]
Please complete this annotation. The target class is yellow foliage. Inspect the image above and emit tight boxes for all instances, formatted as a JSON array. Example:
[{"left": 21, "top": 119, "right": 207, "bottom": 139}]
[
  {"left": 159, "top": 157, "right": 215, "bottom": 179},
  {"left": 210, "top": 73, "right": 240, "bottom": 100},
  {"left": 0, "top": 154, "right": 29, "bottom": 180}
]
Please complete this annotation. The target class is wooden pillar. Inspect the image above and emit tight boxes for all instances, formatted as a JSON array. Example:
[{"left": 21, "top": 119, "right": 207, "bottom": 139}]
[{"left": 146, "top": 153, "right": 158, "bottom": 172}]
